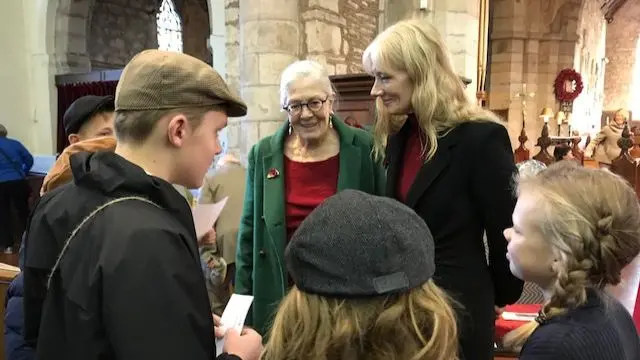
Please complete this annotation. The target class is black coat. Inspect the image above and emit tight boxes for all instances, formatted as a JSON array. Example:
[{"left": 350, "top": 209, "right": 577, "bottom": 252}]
[
  {"left": 23, "top": 151, "right": 240, "bottom": 360},
  {"left": 385, "top": 120, "right": 523, "bottom": 360}
]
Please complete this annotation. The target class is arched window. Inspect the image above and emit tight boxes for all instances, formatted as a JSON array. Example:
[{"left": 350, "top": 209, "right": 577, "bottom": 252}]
[{"left": 157, "top": 0, "right": 183, "bottom": 52}]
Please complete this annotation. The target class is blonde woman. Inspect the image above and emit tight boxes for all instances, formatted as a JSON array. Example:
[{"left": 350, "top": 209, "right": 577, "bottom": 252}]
[
  {"left": 362, "top": 19, "right": 523, "bottom": 360},
  {"left": 261, "top": 189, "right": 458, "bottom": 360},
  {"left": 585, "top": 108, "right": 628, "bottom": 167},
  {"left": 503, "top": 161, "right": 640, "bottom": 359}
]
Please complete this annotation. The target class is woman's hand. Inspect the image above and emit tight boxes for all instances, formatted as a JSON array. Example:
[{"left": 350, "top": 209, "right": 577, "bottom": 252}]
[{"left": 198, "top": 228, "right": 217, "bottom": 247}]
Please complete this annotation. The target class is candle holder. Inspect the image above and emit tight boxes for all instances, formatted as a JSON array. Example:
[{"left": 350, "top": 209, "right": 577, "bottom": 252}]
[{"left": 555, "top": 111, "right": 566, "bottom": 135}]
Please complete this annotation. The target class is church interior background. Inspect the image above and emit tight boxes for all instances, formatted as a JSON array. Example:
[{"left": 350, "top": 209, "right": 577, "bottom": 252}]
[
  {"left": 1, "top": 1, "right": 640, "bottom": 359},
  {"left": 3, "top": 0, "right": 639, "bottom": 163}
]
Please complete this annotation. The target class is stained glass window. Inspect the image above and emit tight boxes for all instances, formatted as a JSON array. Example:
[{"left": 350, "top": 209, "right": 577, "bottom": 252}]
[{"left": 157, "top": 0, "right": 183, "bottom": 52}]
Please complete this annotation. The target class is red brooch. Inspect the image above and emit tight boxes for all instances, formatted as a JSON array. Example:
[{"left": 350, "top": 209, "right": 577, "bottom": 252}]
[{"left": 267, "top": 168, "right": 280, "bottom": 179}]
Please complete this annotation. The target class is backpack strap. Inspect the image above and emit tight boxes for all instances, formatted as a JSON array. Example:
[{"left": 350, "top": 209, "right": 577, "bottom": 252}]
[{"left": 46, "top": 196, "right": 161, "bottom": 289}]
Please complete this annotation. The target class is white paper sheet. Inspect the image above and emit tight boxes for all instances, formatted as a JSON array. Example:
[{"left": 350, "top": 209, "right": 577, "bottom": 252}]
[
  {"left": 501, "top": 311, "right": 538, "bottom": 322},
  {"left": 0, "top": 263, "right": 20, "bottom": 272},
  {"left": 215, "top": 294, "right": 254, "bottom": 356},
  {"left": 192, "top": 196, "right": 228, "bottom": 239}
]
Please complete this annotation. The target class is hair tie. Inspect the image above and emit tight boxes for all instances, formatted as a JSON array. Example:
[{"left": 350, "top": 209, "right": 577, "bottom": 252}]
[
  {"left": 596, "top": 215, "right": 613, "bottom": 236},
  {"left": 534, "top": 310, "right": 548, "bottom": 325}
]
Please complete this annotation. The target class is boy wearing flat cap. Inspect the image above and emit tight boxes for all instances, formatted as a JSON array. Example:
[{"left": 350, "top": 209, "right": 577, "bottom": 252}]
[
  {"left": 23, "top": 50, "right": 262, "bottom": 360},
  {"left": 63, "top": 95, "right": 115, "bottom": 145}
]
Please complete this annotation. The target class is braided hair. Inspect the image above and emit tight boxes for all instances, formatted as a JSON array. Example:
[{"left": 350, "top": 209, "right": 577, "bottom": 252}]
[{"left": 503, "top": 161, "right": 640, "bottom": 350}]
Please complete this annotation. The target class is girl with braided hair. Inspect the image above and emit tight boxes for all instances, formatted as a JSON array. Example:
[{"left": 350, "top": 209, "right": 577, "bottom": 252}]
[{"left": 502, "top": 161, "right": 640, "bottom": 359}]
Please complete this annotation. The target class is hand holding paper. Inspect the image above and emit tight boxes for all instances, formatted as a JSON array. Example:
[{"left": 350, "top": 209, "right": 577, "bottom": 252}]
[
  {"left": 192, "top": 196, "right": 228, "bottom": 238},
  {"left": 215, "top": 294, "right": 254, "bottom": 356}
]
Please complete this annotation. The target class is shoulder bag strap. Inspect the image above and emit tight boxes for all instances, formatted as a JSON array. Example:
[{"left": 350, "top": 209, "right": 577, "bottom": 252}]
[{"left": 46, "top": 196, "right": 162, "bottom": 289}]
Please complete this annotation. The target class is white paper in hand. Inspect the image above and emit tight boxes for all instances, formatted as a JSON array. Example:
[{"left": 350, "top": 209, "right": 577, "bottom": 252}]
[
  {"left": 192, "top": 196, "right": 229, "bottom": 238},
  {"left": 215, "top": 294, "right": 254, "bottom": 356}
]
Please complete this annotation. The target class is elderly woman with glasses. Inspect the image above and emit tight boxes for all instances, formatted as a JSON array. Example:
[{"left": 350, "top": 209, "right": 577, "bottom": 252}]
[{"left": 235, "top": 60, "right": 386, "bottom": 336}]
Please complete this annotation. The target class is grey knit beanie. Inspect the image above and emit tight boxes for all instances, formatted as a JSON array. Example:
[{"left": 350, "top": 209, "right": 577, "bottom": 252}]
[{"left": 286, "top": 189, "right": 435, "bottom": 297}]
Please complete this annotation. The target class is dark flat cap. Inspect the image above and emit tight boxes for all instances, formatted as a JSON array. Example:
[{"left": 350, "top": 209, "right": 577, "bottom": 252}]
[
  {"left": 63, "top": 95, "right": 114, "bottom": 135},
  {"left": 115, "top": 50, "right": 247, "bottom": 117},
  {"left": 286, "top": 189, "right": 435, "bottom": 297}
]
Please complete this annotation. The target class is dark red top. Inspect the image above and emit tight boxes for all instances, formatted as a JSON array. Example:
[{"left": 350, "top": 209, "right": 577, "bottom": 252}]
[
  {"left": 396, "top": 116, "right": 425, "bottom": 203},
  {"left": 284, "top": 154, "right": 340, "bottom": 241}
]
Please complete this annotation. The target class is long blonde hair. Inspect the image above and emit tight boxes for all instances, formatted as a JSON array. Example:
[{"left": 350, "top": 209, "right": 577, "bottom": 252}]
[
  {"left": 503, "top": 162, "right": 640, "bottom": 350},
  {"left": 261, "top": 280, "right": 459, "bottom": 360},
  {"left": 362, "top": 19, "right": 501, "bottom": 160}
]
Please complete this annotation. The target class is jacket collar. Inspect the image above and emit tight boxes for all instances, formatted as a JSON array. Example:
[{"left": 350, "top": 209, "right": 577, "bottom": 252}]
[
  {"left": 386, "top": 118, "right": 464, "bottom": 208},
  {"left": 70, "top": 151, "right": 197, "bottom": 246}
]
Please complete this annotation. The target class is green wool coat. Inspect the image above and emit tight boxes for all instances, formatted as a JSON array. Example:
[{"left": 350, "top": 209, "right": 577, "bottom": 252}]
[{"left": 235, "top": 116, "right": 386, "bottom": 336}]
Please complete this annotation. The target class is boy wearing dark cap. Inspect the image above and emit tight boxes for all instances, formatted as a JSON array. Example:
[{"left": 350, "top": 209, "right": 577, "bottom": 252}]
[
  {"left": 63, "top": 95, "right": 115, "bottom": 144},
  {"left": 23, "top": 50, "right": 262, "bottom": 360}
]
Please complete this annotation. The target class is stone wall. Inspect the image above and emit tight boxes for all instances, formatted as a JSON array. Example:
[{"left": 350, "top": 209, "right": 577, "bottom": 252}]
[
  {"left": 571, "top": 0, "right": 607, "bottom": 133},
  {"left": 301, "top": 0, "right": 381, "bottom": 75},
  {"left": 223, "top": 0, "right": 487, "bottom": 159},
  {"left": 88, "top": 0, "right": 158, "bottom": 69},
  {"left": 603, "top": 1, "right": 640, "bottom": 116}
]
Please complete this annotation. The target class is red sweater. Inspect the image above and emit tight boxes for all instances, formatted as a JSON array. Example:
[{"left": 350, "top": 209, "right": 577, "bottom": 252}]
[
  {"left": 396, "top": 116, "right": 425, "bottom": 202},
  {"left": 284, "top": 154, "right": 340, "bottom": 241}
]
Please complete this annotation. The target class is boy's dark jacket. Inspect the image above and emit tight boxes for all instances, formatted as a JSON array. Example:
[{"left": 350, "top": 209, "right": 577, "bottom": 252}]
[{"left": 22, "top": 151, "right": 240, "bottom": 360}]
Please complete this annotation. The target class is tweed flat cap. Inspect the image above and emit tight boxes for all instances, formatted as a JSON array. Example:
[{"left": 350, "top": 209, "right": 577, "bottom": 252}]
[
  {"left": 286, "top": 189, "right": 435, "bottom": 297},
  {"left": 115, "top": 50, "right": 247, "bottom": 117},
  {"left": 63, "top": 95, "right": 114, "bottom": 135}
]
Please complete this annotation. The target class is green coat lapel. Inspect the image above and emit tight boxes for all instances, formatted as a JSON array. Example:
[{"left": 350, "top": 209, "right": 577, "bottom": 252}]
[{"left": 261, "top": 123, "right": 288, "bottom": 254}]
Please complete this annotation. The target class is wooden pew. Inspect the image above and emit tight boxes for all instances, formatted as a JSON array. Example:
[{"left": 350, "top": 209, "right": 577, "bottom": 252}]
[
  {"left": 610, "top": 124, "right": 640, "bottom": 197},
  {"left": 513, "top": 121, "right": 585, "bottom": 167}
]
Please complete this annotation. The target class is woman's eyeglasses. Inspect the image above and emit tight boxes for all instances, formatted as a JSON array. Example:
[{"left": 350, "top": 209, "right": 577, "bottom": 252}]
[{"left": 283, "top": 97, "right": 329, "bottom": 115}]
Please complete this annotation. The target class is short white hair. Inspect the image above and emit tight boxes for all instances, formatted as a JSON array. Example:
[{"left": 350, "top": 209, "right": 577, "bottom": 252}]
[{"left": 279, "top": 60, "right": 335, "bottom": 108}]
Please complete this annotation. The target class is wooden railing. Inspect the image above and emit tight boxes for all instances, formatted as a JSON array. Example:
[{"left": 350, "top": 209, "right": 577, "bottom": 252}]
[{"left": 514, "top": 122, "right": 584, "bottom": 166}]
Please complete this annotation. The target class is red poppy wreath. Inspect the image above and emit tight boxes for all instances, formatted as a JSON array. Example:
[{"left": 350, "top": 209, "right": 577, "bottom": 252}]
[{"left": 554, "top": 68, "right": 584, "bottom": 102}]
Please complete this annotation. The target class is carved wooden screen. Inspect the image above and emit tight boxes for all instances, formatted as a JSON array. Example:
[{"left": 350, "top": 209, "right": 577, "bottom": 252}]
[{"left": 330, "top": 74, "right": 376, "bottom": 128}]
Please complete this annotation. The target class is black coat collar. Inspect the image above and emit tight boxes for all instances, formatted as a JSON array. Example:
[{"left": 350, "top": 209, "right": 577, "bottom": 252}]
[{"left": 386, "top": 120, "right": 465, "bottom": 208}]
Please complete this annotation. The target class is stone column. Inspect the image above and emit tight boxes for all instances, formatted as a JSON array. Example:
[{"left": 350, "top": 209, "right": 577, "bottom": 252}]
[
  {"left": 54, "top": 0, "right": 92, "bottom": 74},
  {"left": 303, "top": 1, "right": 347, "bottom": 75},
  {"left": 4, "top": 0, "right": 61, "bottom": 154},
  {"left": 488, "top": 0, "right": 585, "bottom": 150},
  {"left": 234, "top": 0, "right": 300, "bottom": 160},
  {"left": 209, "top": 0, "right": 227, "bottom": 78},
  {"left": 430, "top": 0, "right": 480, "bottom": 102}
]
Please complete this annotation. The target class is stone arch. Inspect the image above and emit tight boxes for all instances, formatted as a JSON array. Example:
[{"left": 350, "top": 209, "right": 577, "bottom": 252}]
[
  {"left": 25, "top": 0, "right": 85, "bottom": 153},
  {"left": 206, "top": 0, "right": 227, "bottom": 77},
  {"left": 51, "top": 0, "right": 94, "bottom": 74}
]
